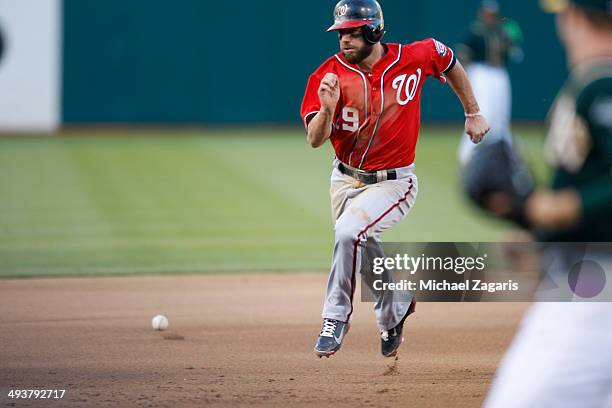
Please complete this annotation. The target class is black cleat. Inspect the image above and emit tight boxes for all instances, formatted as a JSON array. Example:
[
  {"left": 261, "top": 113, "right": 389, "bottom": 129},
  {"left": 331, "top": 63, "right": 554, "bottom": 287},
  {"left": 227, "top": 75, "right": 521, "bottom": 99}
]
[
  {"left": 314, "top": 318, "right": 349, "bottom": 358},
  {"left": 381, "top": 300, "right": 416, "bottom": 357}
]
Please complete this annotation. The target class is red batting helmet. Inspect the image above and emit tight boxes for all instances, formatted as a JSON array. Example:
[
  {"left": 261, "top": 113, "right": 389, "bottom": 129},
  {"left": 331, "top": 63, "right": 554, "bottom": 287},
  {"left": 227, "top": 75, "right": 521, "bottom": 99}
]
[{"left": 327, "top": 0, "right": 386, "bottom": 44}]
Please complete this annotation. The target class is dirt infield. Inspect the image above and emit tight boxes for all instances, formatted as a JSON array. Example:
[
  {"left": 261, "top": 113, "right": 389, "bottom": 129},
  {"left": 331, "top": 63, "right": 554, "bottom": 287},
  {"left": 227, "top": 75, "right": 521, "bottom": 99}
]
[{"left": 0, "top": 273, "right": 529, "bottom": 407}]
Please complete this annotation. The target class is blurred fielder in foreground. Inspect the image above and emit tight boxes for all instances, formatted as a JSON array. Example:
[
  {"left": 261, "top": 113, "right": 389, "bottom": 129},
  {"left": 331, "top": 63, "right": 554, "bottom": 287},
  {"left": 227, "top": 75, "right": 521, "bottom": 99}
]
[
  {"left": 467, "top": 0, "right": 612, "bottom": 406},
  {"left": 457, "top": 0, "right": 524, "bottom": 165}
]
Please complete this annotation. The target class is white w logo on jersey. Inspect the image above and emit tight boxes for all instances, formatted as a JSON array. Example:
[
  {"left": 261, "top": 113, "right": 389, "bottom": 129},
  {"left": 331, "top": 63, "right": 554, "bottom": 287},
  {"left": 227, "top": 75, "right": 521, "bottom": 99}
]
[{"left": 392, "top": 69, "right": 422, "bottom": 106}]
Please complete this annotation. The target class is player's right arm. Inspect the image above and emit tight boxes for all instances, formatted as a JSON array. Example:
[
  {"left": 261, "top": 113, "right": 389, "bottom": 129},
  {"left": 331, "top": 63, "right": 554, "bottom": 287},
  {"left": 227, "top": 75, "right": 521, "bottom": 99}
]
[
  {"left": 307, "top": 110, "right": 333, "bottom": 148},
  {"left": 307, "top": 74, "right": 340, "bottom": 148},
  {"left": 301, "top": 72, "right": 340, "bottom": 148}
]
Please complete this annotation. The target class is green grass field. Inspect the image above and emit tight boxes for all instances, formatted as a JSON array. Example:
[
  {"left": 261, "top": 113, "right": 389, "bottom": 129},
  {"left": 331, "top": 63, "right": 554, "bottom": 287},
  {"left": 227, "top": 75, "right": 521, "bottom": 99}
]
[{"left": 0, "top": 127, "right": 547, "bottom": 277}]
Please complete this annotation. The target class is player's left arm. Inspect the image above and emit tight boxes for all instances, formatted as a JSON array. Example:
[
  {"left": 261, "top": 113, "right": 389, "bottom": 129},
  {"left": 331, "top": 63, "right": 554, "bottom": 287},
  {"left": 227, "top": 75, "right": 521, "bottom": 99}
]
[{"left": 445, "top": 61, "right": 490, "bottom": 144}]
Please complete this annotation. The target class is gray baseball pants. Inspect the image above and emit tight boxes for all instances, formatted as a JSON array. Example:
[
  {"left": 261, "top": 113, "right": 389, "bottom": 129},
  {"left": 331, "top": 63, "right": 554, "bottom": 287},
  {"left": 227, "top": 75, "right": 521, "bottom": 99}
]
[{"left": 322, "top": 159, "right": 418, "bottom": 331}]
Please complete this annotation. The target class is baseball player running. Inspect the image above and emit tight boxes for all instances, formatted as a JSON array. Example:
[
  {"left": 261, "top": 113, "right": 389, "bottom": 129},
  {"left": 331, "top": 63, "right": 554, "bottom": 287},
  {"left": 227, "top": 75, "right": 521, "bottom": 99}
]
[{"left": 300, "top": 0, "right": 490, "bottom": 358}]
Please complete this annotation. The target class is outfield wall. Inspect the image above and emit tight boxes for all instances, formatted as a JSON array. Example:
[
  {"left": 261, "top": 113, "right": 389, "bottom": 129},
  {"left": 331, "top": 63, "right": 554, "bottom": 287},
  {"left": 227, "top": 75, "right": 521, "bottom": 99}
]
[{"left": 0, "top": 0, "right": 568, "bottom": 130}]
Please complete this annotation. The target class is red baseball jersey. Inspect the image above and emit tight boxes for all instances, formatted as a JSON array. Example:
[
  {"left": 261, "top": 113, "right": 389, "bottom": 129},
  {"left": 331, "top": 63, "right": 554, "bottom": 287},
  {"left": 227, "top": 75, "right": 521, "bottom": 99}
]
[{"left": 300, "top": 38, "right": 456, "bottom": 171}]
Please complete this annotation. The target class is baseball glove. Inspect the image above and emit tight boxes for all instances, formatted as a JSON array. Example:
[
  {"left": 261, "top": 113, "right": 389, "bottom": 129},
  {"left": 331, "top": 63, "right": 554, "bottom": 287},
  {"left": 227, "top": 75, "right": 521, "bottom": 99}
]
[{"left": 462, "top": 140, "right": 534, "bottom": 227}]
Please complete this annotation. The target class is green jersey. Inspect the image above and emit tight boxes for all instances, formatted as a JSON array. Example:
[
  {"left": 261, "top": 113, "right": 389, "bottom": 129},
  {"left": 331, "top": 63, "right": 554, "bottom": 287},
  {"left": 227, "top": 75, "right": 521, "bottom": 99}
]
[
  {"left": 459, "top": 20, "right": 523, "bottom": 67},
  {"left": 544, "top": 59, "right": 612, "bottom": 241}
]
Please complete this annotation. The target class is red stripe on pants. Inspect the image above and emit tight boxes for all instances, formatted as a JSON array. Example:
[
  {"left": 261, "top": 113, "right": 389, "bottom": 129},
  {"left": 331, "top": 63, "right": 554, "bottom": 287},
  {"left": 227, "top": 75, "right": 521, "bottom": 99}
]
[{"left": 345, "top": 179, "right": 414, "bottom": 322}]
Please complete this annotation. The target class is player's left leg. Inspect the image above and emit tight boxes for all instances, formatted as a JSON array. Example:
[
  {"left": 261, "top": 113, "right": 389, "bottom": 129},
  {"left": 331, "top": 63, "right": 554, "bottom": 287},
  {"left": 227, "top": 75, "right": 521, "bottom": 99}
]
[
  {"left": 359, "top": 237, "right": 417, "bottom": 357},
  {"left": 360, "top": 236, "right": 415, "bottom": 333}
]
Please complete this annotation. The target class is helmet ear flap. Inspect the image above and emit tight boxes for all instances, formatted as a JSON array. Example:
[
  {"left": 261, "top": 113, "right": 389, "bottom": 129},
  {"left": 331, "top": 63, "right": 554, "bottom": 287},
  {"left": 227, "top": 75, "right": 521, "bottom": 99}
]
[{"left": 362, "top": 23, "right": 385, "bottom": 44}]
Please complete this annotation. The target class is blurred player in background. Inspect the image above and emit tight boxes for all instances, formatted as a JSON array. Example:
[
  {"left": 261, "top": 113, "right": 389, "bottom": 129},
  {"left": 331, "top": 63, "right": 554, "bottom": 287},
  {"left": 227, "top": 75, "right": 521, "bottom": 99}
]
[
  {"left": 457, "top": 0, "right": 524, "bottom": 165},
  {"left": 478, "top": 0, "right": 612, "bottom": 406}
]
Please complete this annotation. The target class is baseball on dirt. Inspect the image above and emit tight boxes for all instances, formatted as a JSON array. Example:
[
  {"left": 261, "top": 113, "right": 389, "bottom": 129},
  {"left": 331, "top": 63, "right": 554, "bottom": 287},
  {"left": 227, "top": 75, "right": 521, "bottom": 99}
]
[{"left": 151, "top": 315, "right": 169, "bottom": 331}]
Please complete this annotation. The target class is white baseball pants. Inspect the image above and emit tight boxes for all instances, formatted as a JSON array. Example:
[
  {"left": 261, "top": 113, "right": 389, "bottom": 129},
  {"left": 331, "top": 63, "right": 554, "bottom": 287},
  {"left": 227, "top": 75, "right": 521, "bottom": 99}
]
[{"left": 484, "top": 252, "right": 612, "bottom": 408}]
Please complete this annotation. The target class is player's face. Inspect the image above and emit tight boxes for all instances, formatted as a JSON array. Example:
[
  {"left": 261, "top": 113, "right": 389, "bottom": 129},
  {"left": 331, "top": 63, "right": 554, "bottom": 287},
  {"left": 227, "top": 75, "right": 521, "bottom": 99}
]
[
  {"left": 338, "top": 28, "right": 374, "bottom": 64},
  {"left": 479, "top": 9, "right": 499, "bottom": 27}
]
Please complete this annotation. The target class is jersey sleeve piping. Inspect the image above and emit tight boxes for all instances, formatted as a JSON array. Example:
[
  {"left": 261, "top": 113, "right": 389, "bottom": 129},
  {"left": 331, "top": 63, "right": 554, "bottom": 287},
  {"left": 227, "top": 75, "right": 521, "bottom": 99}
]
[
  {"left": 443, "top": 48, "right": 457, "bottom": 73},
  {"left": 302, "top": 111, "right": 319, "bottom": 129}
]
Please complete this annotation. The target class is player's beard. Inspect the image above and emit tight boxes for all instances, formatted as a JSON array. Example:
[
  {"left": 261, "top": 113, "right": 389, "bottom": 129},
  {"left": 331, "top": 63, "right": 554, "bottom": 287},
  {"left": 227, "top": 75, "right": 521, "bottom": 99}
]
[{"left": 342, "top": 43, "right": 374, "bottom": 64}]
